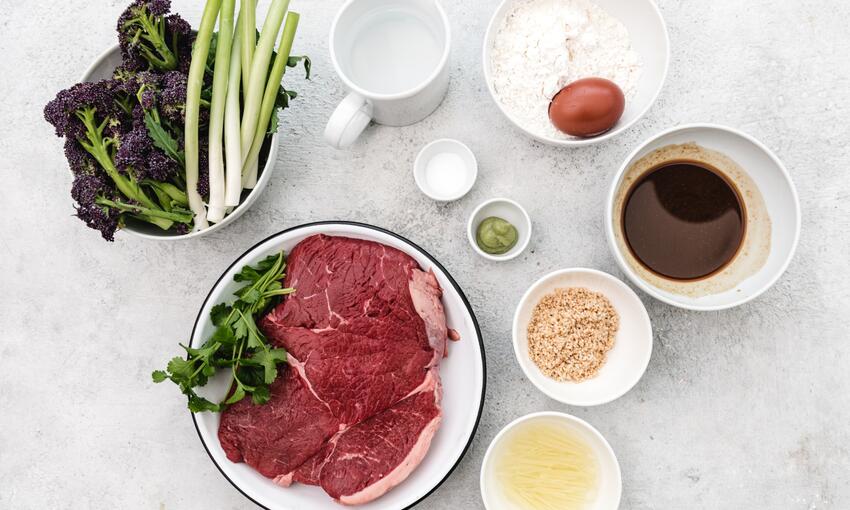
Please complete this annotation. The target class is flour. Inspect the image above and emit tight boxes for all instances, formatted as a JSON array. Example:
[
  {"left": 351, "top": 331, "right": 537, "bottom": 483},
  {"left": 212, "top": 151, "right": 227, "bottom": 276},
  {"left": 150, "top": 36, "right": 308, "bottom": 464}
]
[{"left": 490, "top": 0, "right": 643, "bottom": 140}]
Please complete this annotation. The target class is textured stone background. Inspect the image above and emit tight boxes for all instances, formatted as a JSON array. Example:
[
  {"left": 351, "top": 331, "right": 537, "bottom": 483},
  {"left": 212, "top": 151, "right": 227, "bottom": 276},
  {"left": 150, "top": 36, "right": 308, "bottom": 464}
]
[{"left": 1, "top": 0, "right": 848, "bottom": 508}]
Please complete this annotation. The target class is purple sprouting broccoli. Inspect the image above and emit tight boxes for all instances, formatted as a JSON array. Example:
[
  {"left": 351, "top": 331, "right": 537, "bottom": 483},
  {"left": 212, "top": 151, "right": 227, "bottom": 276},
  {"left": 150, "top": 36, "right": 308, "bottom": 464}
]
[
  {"left": 44, "top": 79, "right": 192, "bottom": 239},
  {"left": 159, "top": 70, "right": 188, "bottom": 124},
  {"left": 70, "top": 174, "right": 122, "bottom": 241},
  {"left": 117, "top": 0, "right": 191, "bottom": 72}
]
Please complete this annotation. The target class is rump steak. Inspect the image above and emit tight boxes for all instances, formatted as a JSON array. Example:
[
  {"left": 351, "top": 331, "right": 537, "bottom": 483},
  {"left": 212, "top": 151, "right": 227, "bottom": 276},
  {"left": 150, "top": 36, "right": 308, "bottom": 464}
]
[{"left": 218, "top": 234, "right": 452, "bottom": 504}]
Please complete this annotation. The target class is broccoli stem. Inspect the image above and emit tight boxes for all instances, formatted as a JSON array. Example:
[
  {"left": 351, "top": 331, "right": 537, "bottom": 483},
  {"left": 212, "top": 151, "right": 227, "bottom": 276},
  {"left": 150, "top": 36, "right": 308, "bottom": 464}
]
[
  {"left": 123, "top": 8, "right": 177, "bottom": 70},
  {"left": 96, "top": 197, "right": 192, "bottom": 223},
  {"left": 242, "top": 12, "right": 299, "bottom": 175},
  {"left": 143, "top": 180, "right": 188, "bottom": 206},
  {"left": 74, "top": 106, "right": 171, "bottom": 229},
  {"left": 185, "top": 0, "right": 223, "bottom": 231}
]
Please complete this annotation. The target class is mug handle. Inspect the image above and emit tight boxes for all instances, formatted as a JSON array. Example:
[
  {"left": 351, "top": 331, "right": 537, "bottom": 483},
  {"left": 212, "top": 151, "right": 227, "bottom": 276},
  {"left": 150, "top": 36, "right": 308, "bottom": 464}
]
[{"left": 324, "top": 92, "right": 373, "bottom": 149}]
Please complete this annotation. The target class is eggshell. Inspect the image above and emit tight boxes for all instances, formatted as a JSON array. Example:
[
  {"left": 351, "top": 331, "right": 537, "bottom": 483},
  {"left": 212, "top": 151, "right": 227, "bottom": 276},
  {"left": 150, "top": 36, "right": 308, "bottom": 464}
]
[{"left": 549, "top": 78, "right": 626, "bottom": 138}]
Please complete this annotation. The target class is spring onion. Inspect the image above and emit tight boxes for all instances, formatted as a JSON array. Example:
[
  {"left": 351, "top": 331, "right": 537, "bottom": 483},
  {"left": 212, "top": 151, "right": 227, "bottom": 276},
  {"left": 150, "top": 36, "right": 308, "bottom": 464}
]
[
  {"left": 206, "top": 0, "right": 236, "bottom": 223},
  {"left": 241, "top": 0, "right": 256, "bottom": 98},
  {"left": 242, "top": 12, "right": 299, "bottom": 174},
  {"left": 240, "top": 0, "right": 290, "bottom": 171},
  {"left": 224, "top": 15, "right": 244, "bottom": 207},
  {"left": 184, "top": 0, "right": 221, "bottom": 231}
]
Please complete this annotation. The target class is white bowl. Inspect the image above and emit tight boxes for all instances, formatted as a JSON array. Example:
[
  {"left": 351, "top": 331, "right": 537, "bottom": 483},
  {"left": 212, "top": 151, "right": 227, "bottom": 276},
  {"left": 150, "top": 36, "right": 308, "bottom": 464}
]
[
  {"left": 482, "top": 0, "right": 670, "bottom": 147},
  {"left": 512, "top": 268, "right": 652, "bottom": 406},
  {"left": 79, "top": 44, "right": 279, "bottom": 240},
  {"left": 413, "top": 139, "right": 477, "bottom": 201},
  {"left": 190, "top": 222, "right": 486, "bottom": 510},
  {"left": 480, "top": 412, "right": 622, "bottom": 510},
  {"left": 605, "top": 124, "right": 801, "bottom": 311},
  {"left": 467, "top": 198, "right": 532, "bottom": 261}
]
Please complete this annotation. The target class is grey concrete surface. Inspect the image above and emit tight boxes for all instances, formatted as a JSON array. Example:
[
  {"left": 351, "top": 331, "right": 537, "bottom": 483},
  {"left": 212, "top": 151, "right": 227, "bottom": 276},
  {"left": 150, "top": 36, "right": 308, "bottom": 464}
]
[{"left": 1, "top": 0, "right": 848, "bottom": 508}]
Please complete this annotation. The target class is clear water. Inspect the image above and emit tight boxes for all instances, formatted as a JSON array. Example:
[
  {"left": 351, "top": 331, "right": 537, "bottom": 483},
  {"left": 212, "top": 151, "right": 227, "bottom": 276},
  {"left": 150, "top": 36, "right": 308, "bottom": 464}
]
[{"left": 345, "top": 8, "right": 443, "bottom": 95}]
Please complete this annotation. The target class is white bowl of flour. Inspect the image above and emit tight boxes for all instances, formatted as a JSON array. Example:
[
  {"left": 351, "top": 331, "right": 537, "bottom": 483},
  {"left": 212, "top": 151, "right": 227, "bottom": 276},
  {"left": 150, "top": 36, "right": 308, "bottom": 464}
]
[{"left": 483, "top": 0, "right": 669, "bottom": 146}]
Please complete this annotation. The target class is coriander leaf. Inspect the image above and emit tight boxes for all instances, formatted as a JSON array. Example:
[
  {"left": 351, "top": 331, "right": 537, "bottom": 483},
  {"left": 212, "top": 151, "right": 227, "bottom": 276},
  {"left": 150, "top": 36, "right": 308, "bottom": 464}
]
[
  {"left": 238, "top": 309, "right": 265, "bottom": 349},
  {"left": 233, "top": 315, "right": 248, "bottom": 340},
  {"left": 251, "top": 348, "right": 287, "bottom": 384},
  {"left": 188, "top": 392, "right": 221, "bottom": 413},
  {"left": 224, "top": 384, "right": 246, "bottom": 405},
  {"left": 236, "top": 286, "right": 262, "bottom": 305},
  {"left": 166, "top": 356, "right": 196, "bottom": 384},
  {"left": 251, "top": 384, "right": 271, "bottom": 405},
  {"left": 210, "top": 303, "right": 232, "bottom": 327},
  {"left": 183, "top": 341, "right": 220, "bottom": 359},
  {"left": 256, "top": 253, "right": 281, "bottom": 273},
  {"left": 210, "top": 324, "right": 236, "bottom": 345},
  {"left": 233, "top": 266, "right": 261, "bottom": 283},
  {"left": 155, "top": 250, "right": 293, "bottom": 413}
]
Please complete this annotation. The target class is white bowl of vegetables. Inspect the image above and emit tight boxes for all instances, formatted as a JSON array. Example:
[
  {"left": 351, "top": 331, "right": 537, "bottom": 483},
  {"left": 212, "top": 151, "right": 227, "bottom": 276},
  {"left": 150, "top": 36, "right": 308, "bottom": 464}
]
[{"left": 45, "top": 0, "right": 309, "bottom": 241}]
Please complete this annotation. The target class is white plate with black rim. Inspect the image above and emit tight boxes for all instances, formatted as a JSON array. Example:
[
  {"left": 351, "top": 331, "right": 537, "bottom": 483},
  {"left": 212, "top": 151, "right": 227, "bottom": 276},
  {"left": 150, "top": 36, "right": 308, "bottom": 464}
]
[{"left": 190, "top": 221, "right": 486, "bottom": 509}]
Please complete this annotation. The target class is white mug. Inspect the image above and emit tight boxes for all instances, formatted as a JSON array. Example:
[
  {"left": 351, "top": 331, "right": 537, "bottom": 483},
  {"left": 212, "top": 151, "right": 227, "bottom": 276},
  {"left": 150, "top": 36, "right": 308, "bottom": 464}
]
[{"left": 324, "top": 0, "right": 451, "bottom": 148}]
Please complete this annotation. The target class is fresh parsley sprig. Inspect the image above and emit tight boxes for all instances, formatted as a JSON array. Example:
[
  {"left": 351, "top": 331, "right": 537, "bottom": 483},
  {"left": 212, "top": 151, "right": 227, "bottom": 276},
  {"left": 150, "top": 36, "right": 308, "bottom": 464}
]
[{"left": 153, "top": 251, "right": 294, "bottom": 412}]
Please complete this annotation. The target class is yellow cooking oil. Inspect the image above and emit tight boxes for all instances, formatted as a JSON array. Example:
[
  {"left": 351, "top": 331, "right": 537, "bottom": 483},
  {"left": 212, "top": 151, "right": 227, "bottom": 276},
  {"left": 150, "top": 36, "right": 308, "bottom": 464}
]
[{"left": 493, "top": 420, "right": 599, "bottom": 510}]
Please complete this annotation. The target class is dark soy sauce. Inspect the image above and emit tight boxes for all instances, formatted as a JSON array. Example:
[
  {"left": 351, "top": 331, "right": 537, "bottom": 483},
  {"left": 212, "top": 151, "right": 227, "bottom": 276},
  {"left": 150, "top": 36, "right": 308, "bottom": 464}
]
[{"left": 622, "top": 160, "right": 746, "bottom": 281}]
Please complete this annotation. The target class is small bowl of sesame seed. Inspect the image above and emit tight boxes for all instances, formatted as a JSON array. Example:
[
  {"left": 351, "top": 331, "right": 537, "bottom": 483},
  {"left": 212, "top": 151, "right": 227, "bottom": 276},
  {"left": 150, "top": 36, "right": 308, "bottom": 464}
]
[{"left": 512, "top": 268, "right": 653, "bottom": 406}]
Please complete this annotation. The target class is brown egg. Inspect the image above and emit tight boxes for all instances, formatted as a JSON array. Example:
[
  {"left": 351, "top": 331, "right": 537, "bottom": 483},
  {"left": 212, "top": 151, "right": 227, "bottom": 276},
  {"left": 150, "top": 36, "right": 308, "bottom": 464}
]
[{"left": 548, "top": 77, "right": 626, "bottom": 138}]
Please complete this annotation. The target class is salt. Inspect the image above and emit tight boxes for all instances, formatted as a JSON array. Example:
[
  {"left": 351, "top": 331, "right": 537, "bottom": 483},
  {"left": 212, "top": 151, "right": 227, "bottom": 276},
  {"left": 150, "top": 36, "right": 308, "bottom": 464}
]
[{"left": 424, "top": 152, "right": 467, "bottom": 199}]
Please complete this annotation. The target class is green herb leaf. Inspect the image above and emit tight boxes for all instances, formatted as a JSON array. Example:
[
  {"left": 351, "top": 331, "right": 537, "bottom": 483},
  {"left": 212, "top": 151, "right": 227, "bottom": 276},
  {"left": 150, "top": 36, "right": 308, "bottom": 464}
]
[
  {"left": 210, "top": 324, "right": 236, "bottom": 345},
  {"left": 166, "top": 356, "right": 196, "bottom": 384},
  {"left": 251, "top": 348, "right": 288, "bottom": 384},
  {"left": 287, "top": 55, "right": 311, "bottom": 80},
  {"left": 224, "top": 384, "right": 247, "bottom": 405},
  {"left": 154, "top": 251, "right": 294, "bottom": 413},
  {"left": 143, "top": 111, "right": 185, "bottom": 166},
  {"left": 251, "top": 384, "right": 271, "bottom": 405},
  {"left": 238, "top": 309, "right": 265, "bottom": 349},
  {"left": 188, "top": 392, "right": 222, "bottom": 413},
  {"left": 210, "top": 303, "right": 231, "bottom": 327}
]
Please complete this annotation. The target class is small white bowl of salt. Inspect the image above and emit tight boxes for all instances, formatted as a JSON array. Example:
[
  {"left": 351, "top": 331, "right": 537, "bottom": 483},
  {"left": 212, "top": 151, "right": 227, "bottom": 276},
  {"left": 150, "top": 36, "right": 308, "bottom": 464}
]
[{"left": 414, "top": 139, "right": 478, "bottom": 201}]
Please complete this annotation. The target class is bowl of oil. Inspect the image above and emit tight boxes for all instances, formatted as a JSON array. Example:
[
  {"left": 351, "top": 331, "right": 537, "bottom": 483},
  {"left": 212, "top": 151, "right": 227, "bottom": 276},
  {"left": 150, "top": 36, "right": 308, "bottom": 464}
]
[{"left": 480, "top": 412, "right": 621, "bottom": 510}]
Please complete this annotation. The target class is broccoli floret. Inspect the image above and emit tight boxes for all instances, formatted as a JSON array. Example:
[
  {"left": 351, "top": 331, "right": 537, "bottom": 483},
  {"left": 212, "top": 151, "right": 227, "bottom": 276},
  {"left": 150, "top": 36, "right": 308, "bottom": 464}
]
[
  {"left": 117, "top": 0, "right": 191, "bottom": 72},
  {"left": 70, "top": 174, "right": 122, "bottom": 241},
  {"left": 159, "top": 70, "right": 188, "bottom": 123},
  {"left": 44, "top": 79, "right": 192, "bottom": 238}
]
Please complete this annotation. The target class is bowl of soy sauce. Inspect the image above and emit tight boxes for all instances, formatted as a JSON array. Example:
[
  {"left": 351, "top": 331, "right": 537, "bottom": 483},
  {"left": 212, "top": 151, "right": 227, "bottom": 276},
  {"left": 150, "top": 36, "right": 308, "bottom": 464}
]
[{"left": 605, "top": 124, "right": 800, "bottom": 311}]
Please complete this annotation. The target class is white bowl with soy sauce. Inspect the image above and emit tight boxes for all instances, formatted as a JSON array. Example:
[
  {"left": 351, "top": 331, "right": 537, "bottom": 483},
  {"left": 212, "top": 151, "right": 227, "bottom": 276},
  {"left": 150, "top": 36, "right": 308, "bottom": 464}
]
[{"left": 605, "top": 124, "right": 801, "bottom": 311}]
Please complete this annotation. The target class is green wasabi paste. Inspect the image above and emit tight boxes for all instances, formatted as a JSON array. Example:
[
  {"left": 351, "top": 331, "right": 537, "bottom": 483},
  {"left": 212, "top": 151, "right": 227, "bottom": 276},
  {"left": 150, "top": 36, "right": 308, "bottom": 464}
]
[{"left": 476, "top": 216, "right": 518, "bottom": 255}]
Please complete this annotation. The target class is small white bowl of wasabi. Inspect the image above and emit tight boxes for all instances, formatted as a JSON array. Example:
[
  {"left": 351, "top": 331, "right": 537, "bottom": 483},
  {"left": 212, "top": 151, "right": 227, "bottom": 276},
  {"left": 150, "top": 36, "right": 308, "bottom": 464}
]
[{"left": 467, "top": 198, "right": 532, "bottom": 261}]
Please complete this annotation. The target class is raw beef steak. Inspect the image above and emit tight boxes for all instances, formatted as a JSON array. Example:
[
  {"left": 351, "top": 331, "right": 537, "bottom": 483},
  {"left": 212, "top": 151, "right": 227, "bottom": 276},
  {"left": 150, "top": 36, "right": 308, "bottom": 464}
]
[{"left": 218, "top": 235, "right": 452, "bottom": 504}]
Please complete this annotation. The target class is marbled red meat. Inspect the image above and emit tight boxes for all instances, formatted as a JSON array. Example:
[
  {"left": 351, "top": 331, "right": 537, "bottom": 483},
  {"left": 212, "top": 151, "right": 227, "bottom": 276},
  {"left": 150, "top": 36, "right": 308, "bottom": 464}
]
[{"left": 218, "top": 235, "right": 452, "bottom": 504}]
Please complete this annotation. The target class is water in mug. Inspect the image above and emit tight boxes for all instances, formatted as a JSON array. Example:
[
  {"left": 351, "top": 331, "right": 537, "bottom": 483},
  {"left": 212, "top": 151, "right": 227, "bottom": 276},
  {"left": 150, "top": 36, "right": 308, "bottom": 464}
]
[{"left": 346, "top": 7, "right": 442, "bottom": 95}]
